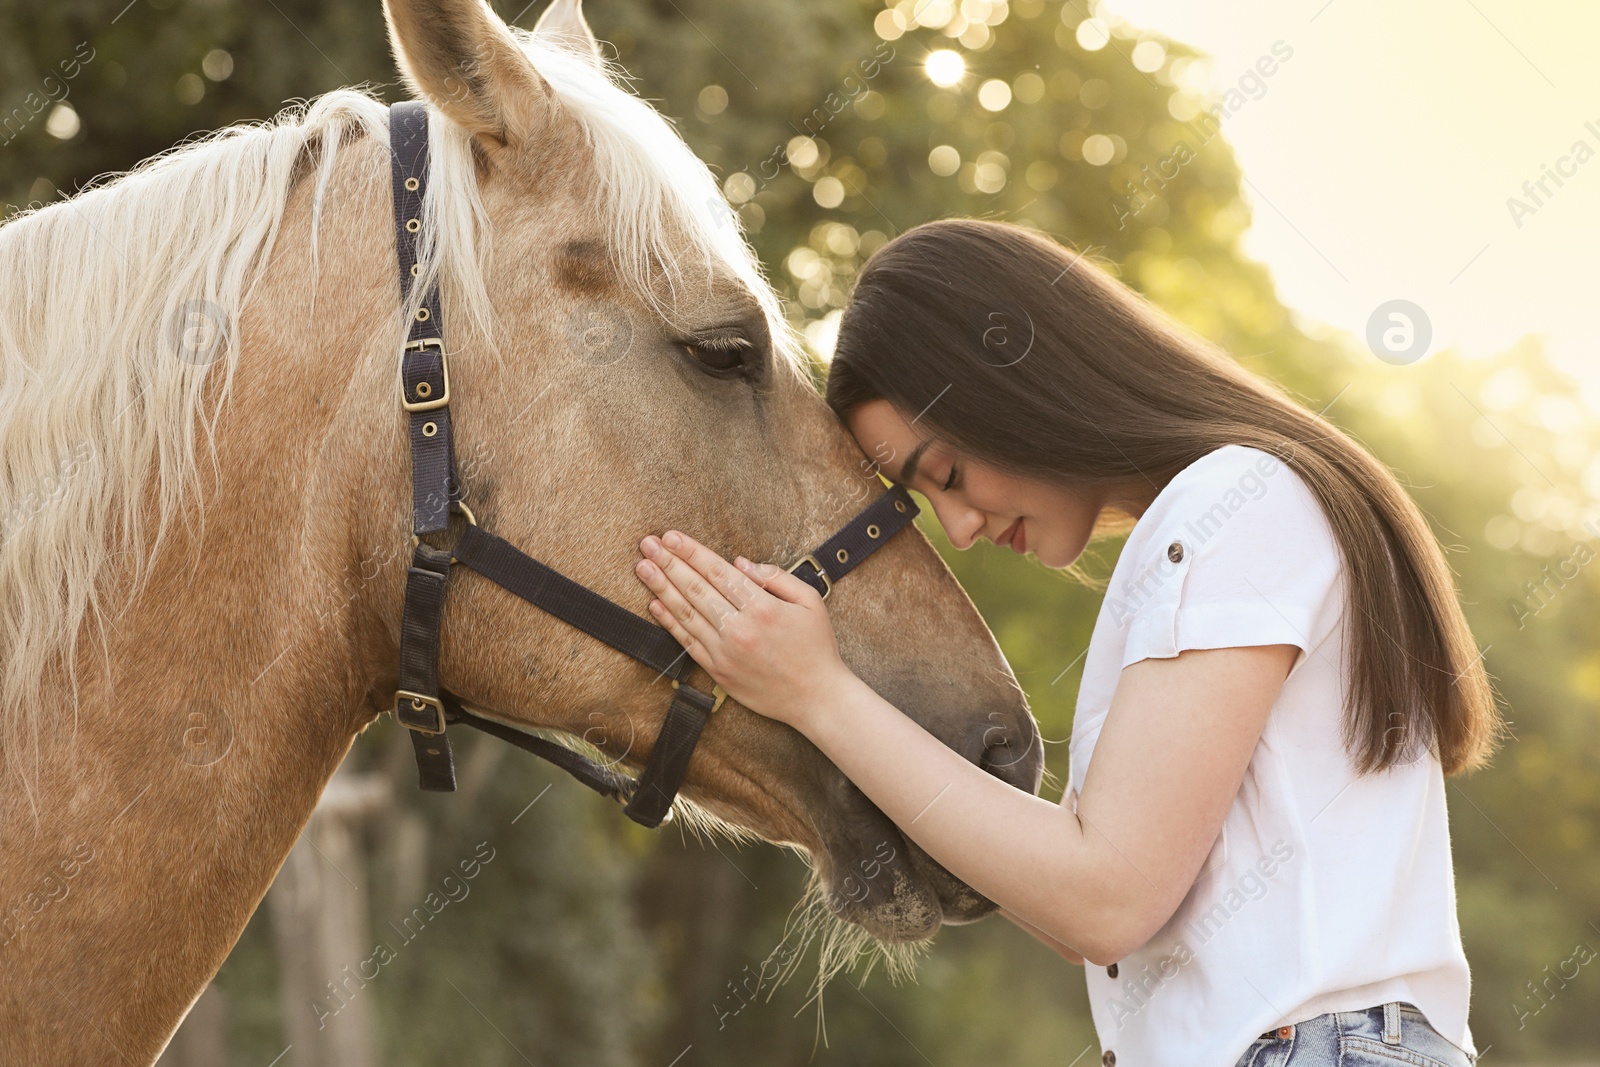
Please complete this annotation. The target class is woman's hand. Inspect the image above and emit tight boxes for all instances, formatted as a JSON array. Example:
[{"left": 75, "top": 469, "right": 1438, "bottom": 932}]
[{"left": 633, "top": 530, "right": 855, "bottom": 732}]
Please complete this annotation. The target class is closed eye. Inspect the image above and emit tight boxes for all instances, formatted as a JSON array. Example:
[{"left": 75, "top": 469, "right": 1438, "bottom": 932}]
[{"left": 681, "top": 333, "right": 755, "bottom": 377}]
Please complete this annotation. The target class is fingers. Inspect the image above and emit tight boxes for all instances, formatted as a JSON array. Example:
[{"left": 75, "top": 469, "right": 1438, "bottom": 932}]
[
  {"left": 640, "top": 576, "right": 705, "bottom": 653},
  {"left": 639, "top": 532, "right": 741, "bottom": 620},
  {"left": 635, "top": 552, "right": 727, "bottom": 655},
  {"left": 734, "top": 556, "right": 825, "bottom": 607},
  {"left": 633, "top": 529, "right": 823, "bottom": 647},
  {"left": 657, "top": 531, "right": 766, "bottom": 612}
]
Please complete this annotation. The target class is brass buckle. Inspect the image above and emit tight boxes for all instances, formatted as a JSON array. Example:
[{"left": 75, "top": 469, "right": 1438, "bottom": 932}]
[
  {"left": 672, "top": 679, "right": 728, "bottom": 713},
  {"left": 401, "top": 337, "right": 450, "bottom": 412},
  {"left": 786, "top": 553, "right": 831, "bottom": 599},
  {"left": 395, "top": 690, "right": 446, "bottom": 734}
]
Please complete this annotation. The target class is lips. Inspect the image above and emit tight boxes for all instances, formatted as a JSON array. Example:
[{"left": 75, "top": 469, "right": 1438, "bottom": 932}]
[{"left": 997, "top": 517, "right": 1022, "bottom": 550}]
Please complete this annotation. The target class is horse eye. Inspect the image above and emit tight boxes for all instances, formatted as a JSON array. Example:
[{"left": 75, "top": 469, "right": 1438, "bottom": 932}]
[{"left": 683, "top": 335, "right": 752, "bottom": 374}]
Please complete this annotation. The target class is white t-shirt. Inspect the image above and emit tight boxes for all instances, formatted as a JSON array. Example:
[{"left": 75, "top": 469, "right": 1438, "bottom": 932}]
[{"left": 1066, "top": 445, "right": 1476, "bottom": 1066}]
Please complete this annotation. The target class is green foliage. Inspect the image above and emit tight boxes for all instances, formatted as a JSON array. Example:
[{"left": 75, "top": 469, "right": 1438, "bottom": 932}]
[{"left": 5, "top": 0, "right": 1596, "bottom": 1061}]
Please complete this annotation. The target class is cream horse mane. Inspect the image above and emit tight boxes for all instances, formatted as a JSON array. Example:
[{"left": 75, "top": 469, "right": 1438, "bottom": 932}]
[{"left": 0, "top": 31, "right": 799, "bottom": 807}]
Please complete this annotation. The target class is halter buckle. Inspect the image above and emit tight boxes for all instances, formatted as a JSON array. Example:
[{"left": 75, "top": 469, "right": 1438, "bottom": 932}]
[
  {"left": 401, "top": 338, "right": 450, "bottom": 412},
  {"left": 395, "top": 690, "right": 447, "bottom": 734},
  {"left": 409, "top": 499, "right": 479, "bottom": 563},
  {"left": 672, "top": 679, "right": 728, "bottom": 712},
  {"left": 786, "top": 553, "right": 832, "bottom": 600}
]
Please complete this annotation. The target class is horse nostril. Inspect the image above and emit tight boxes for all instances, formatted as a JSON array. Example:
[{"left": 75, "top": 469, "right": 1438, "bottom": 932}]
[
  {"left": 970, "top": 707, "right": 1044, "bottom": 793},
  {"left": 979, "top": 732, "right": 1021, "bottom": 774}
]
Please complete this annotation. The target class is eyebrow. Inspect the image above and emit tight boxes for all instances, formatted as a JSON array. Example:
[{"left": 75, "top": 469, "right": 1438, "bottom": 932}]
[{"left": 897, "top": 438, "right": 933, "bottom": 487}]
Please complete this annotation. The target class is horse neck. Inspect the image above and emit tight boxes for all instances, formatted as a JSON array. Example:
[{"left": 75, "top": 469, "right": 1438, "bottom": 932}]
[{"left": 0, "top": 148, "right": 411, "bottom": 1062}]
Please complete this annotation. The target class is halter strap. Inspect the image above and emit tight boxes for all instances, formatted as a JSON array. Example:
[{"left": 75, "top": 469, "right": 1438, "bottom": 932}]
[
  {"left": 390, "top": 101, "right": 457, "bottom": 536},
  {"left": 385, "top": 100, "right": 920, "bottom": 828}
]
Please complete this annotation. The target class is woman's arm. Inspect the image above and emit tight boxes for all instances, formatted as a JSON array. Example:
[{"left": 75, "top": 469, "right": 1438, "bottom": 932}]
[
  {"left": 999, "top": 906, "right": 1085, "bottom": 964},
  {"left": 794, "top": 646, "right": 1293, "bottom": 963},
  {"left": 633, "top": 531, "right": 1297, "bottom": 964}
]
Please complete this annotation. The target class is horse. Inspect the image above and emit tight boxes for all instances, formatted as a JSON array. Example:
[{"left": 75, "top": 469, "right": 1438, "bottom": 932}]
[{"left": 0, "top": 0, "right": 1043, "bottom": 1061}]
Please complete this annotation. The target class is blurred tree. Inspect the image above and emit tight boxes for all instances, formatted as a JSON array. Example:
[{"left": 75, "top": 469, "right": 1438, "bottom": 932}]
[{"left": 3, "top": 0, "right": 1596, "bottom": 1061}]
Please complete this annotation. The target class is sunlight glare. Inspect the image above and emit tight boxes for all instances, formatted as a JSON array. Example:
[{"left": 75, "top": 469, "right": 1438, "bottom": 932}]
[{"left": 925, "top": 49, "right": 966, "bottom": 88}]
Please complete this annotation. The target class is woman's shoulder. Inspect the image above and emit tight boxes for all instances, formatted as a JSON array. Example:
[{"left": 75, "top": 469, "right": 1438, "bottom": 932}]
[
  {"left": 1133, "top": 444, "right": 1327, "bottom": 545},
  {"left": 1104, "top": 444, "right": 1347, "bottom": 665},
  {"left": 1158, "top": 443, "right": 1301, "bottom": 502},
  {"left": 1116, "top": 443, "right": 1341, "bottom": 590}
]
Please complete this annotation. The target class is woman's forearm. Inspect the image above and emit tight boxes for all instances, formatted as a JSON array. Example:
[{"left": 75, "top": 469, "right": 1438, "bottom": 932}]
[
  {"left": 999, "top": 907, "right": 1086, "bottom": 964},
  {"left": 804, "top": 671, "right": 1123, "bottom": 962}
]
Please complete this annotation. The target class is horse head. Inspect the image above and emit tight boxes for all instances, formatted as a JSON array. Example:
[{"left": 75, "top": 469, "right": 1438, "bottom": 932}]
[{"left": 360, "top": 0, "right": 1043, "bottom": 943}]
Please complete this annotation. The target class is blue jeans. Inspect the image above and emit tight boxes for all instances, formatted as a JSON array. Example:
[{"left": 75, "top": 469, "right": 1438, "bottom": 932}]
[{"left": 1234, "top": 1001, "right": 1476, "bottom": 1067}]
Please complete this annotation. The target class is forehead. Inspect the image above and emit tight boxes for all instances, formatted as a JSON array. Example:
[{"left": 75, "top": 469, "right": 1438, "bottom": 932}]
[{"left": 845, "top": 399, "right": 947, "bottom": 476}]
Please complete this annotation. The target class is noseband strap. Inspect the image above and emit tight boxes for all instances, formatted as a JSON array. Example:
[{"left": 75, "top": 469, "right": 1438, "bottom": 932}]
[{"left": 385, "top": 101, "right": 919, "bottom": 828}]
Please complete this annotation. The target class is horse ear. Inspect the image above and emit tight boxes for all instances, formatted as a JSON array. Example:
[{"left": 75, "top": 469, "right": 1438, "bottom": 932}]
[
  {"left": 533, "top": 0, "right": 604, "bottom": 68},
  {"left": 383, "top": 0, "right": 552, "bottom": 151}
]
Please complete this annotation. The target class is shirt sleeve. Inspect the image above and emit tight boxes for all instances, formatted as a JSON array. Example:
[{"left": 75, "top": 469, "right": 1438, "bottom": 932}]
[{"left": 1108, "top": 447, "right": 1343, "bottom": 671}]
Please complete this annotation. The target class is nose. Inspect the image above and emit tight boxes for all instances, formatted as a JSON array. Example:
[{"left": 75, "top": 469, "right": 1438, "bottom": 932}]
[
  {"left": 871, "top": 672, "right": 1042, "bottom": 793},
  {"left": 926, "top": 496, "right": 987, "bottom": 551},
  {"left": 962, "top": 702, "right": 1044, "bottom": 795}
]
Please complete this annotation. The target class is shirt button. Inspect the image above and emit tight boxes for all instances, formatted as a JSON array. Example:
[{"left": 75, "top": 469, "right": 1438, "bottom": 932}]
[
  {"left": 1101, "top": 1052, "right": 1116, "bottom": 1067},
  {"left": 1106, "top": 962, "right": 1118, "bottom": 978},
  {"left": 1166, "top": 541, "right": 1184, "bottom": 563}
]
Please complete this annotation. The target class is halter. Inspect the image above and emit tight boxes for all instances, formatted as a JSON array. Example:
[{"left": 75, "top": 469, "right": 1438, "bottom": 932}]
[{"left": 385, "top": 101, "right": 920, "bottom": 828}]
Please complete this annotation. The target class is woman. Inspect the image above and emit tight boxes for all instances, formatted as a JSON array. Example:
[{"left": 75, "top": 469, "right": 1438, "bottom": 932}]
[{"left": 631, "top": 218, "right": 1501, "bottom": 1067}]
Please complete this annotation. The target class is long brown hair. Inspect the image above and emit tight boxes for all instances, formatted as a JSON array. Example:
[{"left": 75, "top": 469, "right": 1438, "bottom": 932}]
[{"left": 826, "top": 218, "right": 1504, "bottom": 777}]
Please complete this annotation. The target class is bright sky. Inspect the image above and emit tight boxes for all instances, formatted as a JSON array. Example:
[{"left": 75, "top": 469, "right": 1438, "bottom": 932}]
[{"left": 1095, "top": 0, "right": 1600, "bottom": 411}]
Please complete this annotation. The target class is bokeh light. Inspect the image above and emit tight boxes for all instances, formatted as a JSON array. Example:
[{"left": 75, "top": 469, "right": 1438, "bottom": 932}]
[
  {"left": 201, "top": 49, "right": 233, "bottom": 81},
  {"left": 873, "top": 8, "right": 906, "bottom": 40},
  {"left": 928, "top": 144, "right": 961, "bottom": 176},
  {"left": 785, "top": 135, "right": 820, "bottom": 169},
  {"left": 44, "top": 103, "right": 78, "bottom": 140},
  {"left": 977, "top": 78, "right": 1012, "bottom": 111},
  {"left": 924, "top": 49, "right": 966, "bottom": 87},
  {"left": 914, "top": 0, "right": 955, "bottom": 28},
  {"left": 1075, "top": 16, "right": 1110, "bottom": 51},
  {"left": 812, "top": 177, "right": 845, "bottom": 209},
  {"left": 1081, "top": 133, "right": 1115, "bottom": 166},
  {"left": 1013, "top": 71, "right": 1046, "bottom": 104},
  {"left": 696, "top": 84, "right": 728, "bottom": 115},
  {"left": 1131, "top": 39, "right": 1166, "bottom": 72}
]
